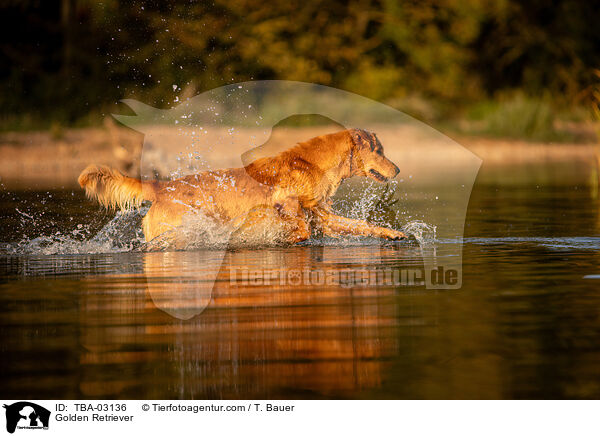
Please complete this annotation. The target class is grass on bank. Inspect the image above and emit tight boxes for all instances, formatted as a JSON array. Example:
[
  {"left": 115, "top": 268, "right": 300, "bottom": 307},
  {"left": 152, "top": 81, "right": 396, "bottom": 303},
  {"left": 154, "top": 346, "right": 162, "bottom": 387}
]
[
  {"left": 454, "top": 93, "right": 594, "bottom": 143},
  {"left": 0, "top": 92, "right": 596, "bottom": 144}
]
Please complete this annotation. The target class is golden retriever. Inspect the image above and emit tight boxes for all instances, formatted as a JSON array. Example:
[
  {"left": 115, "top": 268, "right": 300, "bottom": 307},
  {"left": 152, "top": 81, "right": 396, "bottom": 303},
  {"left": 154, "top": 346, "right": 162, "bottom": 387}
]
[{"left": 78, "top": 128, "right": 406, "bottom": 245}]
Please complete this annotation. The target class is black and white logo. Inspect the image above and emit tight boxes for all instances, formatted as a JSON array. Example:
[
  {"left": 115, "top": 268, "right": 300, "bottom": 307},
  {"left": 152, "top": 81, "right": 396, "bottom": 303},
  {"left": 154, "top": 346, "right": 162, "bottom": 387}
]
[{"left": 3, "top": 402, "right": 50, "bottom": 433}]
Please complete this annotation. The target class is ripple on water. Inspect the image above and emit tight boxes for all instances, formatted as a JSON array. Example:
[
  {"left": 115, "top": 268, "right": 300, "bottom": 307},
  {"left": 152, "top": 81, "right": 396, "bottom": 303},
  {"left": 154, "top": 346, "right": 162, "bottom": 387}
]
[{"left": 461, "top": 236, "right": 600, "bottom": 251}]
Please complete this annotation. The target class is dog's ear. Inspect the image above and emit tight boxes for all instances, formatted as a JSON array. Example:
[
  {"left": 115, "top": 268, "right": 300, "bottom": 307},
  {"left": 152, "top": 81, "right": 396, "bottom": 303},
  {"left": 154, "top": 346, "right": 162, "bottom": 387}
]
[{"left": 350, "top": 129, "right": 377, "bottom": 151}]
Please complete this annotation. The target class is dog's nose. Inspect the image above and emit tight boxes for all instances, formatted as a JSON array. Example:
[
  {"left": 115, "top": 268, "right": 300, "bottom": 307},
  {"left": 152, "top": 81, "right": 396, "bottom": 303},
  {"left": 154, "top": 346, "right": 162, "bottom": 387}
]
[{"left": 392, "top": 164, "right": 400, "bottom": 178}]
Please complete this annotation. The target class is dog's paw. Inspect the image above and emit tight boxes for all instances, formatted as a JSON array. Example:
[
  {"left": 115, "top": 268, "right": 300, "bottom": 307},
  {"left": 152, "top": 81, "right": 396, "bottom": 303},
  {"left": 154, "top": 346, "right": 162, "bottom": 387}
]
[{"left": 381, "top": 229, "right": 407, "bottom": 241}]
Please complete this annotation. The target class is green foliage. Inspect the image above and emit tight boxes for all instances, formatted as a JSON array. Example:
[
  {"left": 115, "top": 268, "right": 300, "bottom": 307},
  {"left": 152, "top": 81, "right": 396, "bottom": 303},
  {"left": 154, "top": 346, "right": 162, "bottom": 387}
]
[
  {"left": 0, "top": 0, "right": 598, "bottom": 134},
  {"left": 592, "top": 70, "right": 600, "bottom": 138},
  {"left": 465, "top": 93, "right": 574, "bottom": 142}
]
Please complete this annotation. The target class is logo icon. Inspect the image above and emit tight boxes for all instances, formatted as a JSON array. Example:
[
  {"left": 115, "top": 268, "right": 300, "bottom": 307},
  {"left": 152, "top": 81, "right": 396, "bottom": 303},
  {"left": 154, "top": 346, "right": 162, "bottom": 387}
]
[
  {"left": 3, "top": 402, "right": 50, "bottom": 433},
  {"left": 111, "top": 80, "right": 480, "bottom": 319}
]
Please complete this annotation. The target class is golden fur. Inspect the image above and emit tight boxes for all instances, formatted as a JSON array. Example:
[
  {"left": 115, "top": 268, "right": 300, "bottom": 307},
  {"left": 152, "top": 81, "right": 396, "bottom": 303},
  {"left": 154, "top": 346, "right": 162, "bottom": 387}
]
[{"left": 79, "top": 129, "right": 406, "bottom": 244}]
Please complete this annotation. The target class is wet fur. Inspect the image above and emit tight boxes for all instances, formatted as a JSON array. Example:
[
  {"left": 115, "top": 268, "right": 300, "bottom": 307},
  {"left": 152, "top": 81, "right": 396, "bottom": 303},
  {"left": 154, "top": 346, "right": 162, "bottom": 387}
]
[{"left": 79, "top": 129, "right": 406, "bottom": 244}]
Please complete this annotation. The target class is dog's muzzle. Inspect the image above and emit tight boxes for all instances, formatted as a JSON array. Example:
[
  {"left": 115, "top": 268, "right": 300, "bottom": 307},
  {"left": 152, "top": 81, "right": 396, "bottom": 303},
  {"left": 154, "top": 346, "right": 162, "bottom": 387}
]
[
  {"left": 369, "top": 162, "right": 399, "bottom": 182},
  {"left": 369, "top": 169, "right": 389, "bottom": 182}
]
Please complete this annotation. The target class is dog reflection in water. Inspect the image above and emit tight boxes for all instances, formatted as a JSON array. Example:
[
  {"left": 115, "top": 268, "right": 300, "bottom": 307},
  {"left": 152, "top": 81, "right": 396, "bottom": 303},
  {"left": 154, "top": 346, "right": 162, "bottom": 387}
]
[{"left": 78, "top": 246, "right": 403, "bottom": 397}]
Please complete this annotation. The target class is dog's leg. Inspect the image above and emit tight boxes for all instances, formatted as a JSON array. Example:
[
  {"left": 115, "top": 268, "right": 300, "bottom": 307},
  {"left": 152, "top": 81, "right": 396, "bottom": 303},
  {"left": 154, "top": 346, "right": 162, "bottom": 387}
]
[
  {"left": 285, "top": 216, "right": 310, "bottom": 243},
  {"left": 314, "top": 207, "right": 406, "bottom": 240},
  {"left": 232, "top": 200, "right": 310, "bottom": 244},
  {"left": 275, "top": 198, "right": 310, "bottom": 243}
]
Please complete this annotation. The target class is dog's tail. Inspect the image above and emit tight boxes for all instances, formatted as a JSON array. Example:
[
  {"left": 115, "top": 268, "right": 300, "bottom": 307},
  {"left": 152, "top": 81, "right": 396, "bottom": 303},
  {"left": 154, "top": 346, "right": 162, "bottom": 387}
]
[{"left": 78, "top": 164, "right": 154, "bottom": 210}]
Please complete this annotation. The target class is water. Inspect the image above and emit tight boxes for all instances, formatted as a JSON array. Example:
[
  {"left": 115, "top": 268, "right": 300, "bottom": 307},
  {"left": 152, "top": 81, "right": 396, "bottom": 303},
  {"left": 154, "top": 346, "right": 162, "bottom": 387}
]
[{"left": 1, "top": 183, "right": 599, "bottom": 399}]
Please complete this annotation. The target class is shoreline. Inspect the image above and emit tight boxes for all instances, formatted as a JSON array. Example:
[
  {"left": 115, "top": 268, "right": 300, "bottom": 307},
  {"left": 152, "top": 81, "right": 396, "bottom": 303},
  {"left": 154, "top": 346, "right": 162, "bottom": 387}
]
[{"left": 0, "top": 125, "right": 598, "bottom": 189}]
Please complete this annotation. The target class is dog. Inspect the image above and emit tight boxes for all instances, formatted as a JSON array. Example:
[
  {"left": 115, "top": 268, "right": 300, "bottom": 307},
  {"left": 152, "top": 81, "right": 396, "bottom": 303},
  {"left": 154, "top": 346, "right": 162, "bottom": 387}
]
[{"left": 78, "top": 128, "right": 407, "bottom": 245}]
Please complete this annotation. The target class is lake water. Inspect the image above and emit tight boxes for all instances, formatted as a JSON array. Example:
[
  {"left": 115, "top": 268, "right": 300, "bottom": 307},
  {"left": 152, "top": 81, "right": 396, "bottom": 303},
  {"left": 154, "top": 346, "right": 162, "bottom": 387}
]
[{"left": 1, "top": 180, "right": 600, "bottom": 399}]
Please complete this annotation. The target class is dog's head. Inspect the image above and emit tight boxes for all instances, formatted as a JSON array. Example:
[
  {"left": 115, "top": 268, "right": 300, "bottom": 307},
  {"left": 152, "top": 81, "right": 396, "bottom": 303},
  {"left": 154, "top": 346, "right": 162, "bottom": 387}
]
[{"left": 349, "top": 129, "right": 399, "bottom": 182}]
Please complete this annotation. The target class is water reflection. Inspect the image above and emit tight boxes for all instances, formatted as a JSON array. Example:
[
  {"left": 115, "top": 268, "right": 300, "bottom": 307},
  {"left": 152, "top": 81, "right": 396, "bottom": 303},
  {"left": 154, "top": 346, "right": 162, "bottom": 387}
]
[
  {"left": 75, "top": 245, "right": 426, "bottom": 397},
  {"left": 1, "top": 185, "right": 600, "bottom": 398}
]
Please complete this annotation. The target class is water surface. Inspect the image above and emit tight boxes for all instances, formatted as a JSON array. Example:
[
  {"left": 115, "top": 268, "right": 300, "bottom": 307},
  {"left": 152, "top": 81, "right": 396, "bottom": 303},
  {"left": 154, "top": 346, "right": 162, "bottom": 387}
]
[{"left": 1, "top": 183, "right": 599, "bottom": 399}]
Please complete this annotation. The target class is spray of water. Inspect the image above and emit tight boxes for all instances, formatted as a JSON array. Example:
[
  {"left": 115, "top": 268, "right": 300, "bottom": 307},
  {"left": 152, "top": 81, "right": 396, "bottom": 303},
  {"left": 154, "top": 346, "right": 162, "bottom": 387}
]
[
  {"left": 1, "top": 185, "right": 437, "bottom": 255},
  {"left": 400, "top": 220, "right": 437, "bottom": 245},
  {"left": 1, "top": 208, "right": 146, "bottom": 255}
]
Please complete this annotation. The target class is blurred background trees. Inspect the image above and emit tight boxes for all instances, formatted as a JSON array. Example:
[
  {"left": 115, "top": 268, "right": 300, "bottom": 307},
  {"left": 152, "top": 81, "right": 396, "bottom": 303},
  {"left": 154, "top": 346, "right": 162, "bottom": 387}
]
[{"left": 1, "top": 0, "right": 598, "bottom": 134}]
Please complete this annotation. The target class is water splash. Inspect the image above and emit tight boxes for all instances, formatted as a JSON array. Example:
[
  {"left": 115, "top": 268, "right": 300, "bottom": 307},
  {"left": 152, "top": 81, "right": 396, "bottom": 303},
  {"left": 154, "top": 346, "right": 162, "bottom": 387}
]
[
  {"left": 2, "top": 207, "right": 437, "bottom": 255},
  {"left": 143, "top": 206, "right": 300, "bottom": 251},
  {"left": 1, "top": 183, "right": 438, "bottom": 254},
  {"left": 333, "top": 180, "right": 436, "bottom": 246},
  {"left": 401, "top": 221, "right": 437, "bottom": 245},
  {"left": 1, "top": 208, "right": 146, "bottom": 255},
  {"left": 143, "top": 209, "right": 234, "bottom": 251}
]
